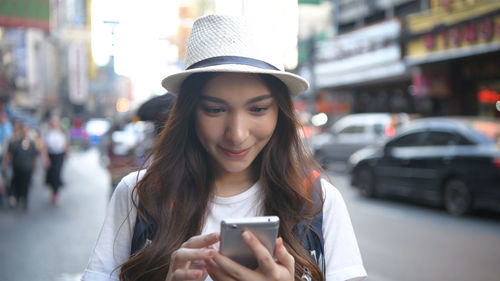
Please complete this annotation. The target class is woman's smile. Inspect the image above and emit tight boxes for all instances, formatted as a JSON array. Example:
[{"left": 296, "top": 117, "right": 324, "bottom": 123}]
[{"left": 219, "top": 146, "right": 251, "bottom": 158}]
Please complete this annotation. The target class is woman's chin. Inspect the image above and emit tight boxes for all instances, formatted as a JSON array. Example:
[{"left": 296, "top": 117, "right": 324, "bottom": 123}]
[{"left": 220, "top": 163, "right": 251, "bottom": 175}]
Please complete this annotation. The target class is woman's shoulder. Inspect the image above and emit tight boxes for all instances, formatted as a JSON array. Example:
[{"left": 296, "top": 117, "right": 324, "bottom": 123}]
[
  {"left": 319, "top": 177, "right": 342, "bottom": 203},
  {"left": 318, "top": 177, "right": 353, "bottom": 219},
  {"left": 113, "top": 169, "right": 147, "bottom": 196}
]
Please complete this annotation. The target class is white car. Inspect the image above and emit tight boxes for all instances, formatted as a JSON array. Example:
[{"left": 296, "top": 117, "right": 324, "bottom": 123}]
[{"left": 313, "top": 113, "right": 412, "bottom": 165}]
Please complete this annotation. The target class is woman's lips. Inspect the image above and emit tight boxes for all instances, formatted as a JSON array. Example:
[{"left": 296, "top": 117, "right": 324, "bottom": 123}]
[{"left": 220, "top": 147, "right": 251, "bottom": 158}]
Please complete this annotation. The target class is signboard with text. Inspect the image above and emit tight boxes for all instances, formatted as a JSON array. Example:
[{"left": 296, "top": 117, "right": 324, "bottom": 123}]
[
  {"left": 406, "top": 2, "right": 500, "bottom": 65},
  {"left": 0, "top": 0, "right": 50, "bottom": 30}
]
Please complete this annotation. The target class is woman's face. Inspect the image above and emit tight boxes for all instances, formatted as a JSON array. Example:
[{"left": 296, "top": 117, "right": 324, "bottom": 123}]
[{"left": 196, "top": 73, "right": 279, "bottom": 177}]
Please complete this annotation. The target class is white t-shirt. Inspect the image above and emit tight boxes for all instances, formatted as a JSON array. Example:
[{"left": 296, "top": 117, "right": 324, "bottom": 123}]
[
  {"left": 81, "top": 171, "right": 367, "bottom": 281},
  {"left": 44, "top": 129, "right": 67, "bottom": 154}
]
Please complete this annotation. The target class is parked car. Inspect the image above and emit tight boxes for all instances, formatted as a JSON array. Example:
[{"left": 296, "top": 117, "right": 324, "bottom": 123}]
[
  {"left": 313, "top": 113, "right": 411, "bottom": 165},
  {"left": 348, "top": 117, "right": 500, "bottom": 216}
]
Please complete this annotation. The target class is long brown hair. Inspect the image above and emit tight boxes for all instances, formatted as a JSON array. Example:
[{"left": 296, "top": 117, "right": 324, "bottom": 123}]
[{"left": 119, "top": 72, "right": 324, "bottom": 281}]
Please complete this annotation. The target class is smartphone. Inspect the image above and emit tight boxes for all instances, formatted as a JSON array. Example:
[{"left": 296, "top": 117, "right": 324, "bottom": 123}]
[{"left": 219, "top": 216, "right": 280, "bottom": 269}]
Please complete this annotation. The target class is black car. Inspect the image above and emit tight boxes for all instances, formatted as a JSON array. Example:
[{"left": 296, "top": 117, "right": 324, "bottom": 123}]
[{"left": 348, "top": 117, "right": 500, "bottom": 216}]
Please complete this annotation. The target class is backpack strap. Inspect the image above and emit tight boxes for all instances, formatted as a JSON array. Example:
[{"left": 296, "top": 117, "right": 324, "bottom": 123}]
[
  {"left": 130, "top": 206, "right": 156, "bottom": 255},
  {"left": 295, "top": 173, "right": 326, "bottom": 278}
]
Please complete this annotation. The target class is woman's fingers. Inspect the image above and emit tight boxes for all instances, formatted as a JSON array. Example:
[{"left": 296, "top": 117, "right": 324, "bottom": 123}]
[
  {"left": 205, "top": 257, "right": 237, "bottom": 281},
  {"left": 212, "top": 252, "right": 251, "bottom": 280},
  {"left": 171, "top": 248, "right": 216, "bottom": 268},
  {"left": 274, "top": 237, "right": 294, "bottom": 271},
  {"left": 241, "top": 230, "right": 275, "bottom": 272},
  {"left": 166, "top": 233, "right": 220, "bottom": 281},
  {"left": 210, "top": 231, "right": 295, "bottom": 281},
  {"left": 181, "top": 232, "right": 220, "bottom": 249},
  {"left": 171, "top": 268, "right": 204, "bottom": 280}
]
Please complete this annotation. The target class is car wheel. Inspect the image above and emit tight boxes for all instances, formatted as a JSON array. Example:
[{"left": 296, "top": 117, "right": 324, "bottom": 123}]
[
  {"left": 357, "top": 167, "right": 376, "bottom": 198},
  {"left": 444, "top": 178, "right": 471, "bottom": 216}
]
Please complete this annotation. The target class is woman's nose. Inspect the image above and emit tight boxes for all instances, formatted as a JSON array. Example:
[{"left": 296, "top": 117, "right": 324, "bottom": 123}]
[{"left": 225, "top": 113, "right": 249, "bottom": 146}]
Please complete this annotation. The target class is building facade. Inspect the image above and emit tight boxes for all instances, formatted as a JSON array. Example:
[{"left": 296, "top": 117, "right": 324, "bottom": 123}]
[
  {"left": 0, "top": 0, "right": 91, "bottom": 121},
  {"left": 299, "top": 0, "right": 428, "bottom": 121},
  {"left": 298, "top": 0, "right": 499, "bottom": 120},
  {"left": 406, "top": 0, "right": 500, "bottom": 117}
]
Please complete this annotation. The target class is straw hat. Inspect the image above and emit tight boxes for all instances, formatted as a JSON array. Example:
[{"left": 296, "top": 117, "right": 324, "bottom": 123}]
[{"left": 161, "top": 14, "right": 309, "bottom": 97}]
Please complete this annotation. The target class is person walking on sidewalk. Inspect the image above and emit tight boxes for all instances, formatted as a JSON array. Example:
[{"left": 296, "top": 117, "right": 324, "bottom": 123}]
[
  {"left": 2, "top": 121, "right": 39, "bottom": 210},
  {"left": 0, "top": 109, "right": 13, "bottom": 207},
  {"left": 42, "top": 115, "right": 69, "bottom": 205}
]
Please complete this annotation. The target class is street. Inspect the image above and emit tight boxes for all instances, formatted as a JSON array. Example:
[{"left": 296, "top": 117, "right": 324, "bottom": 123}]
[
  {"left": 0, "top": 149, "right": 110, "bottom": 281},
  {"left": 1, "top": 150, "right": 500, "bottom": 281},
  {"left": 327, "top": 164, "right": 500, "bottom": 281}
]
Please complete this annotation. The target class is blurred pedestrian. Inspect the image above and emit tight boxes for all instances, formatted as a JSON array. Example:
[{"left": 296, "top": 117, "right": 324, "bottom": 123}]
[
  {"left": 2, "top": 121, "right": 39, "bottom": 210},
  {"left": 42, "top": 115, "right": 69, "bottom": 205},
  {"left": 83, "top": 14, "right": 366, "bottom": 281},
  {"left": 0, "top": 109, "right": 13, "bottom": 207}
]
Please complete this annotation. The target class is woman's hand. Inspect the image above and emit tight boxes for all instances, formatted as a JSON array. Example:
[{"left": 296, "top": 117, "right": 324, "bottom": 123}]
[
  {"left": 206, "top": 231, "right": 294, "bottom": 281},
  {"left": 165, "top": 232, "right": 220, "bottom": 281}
]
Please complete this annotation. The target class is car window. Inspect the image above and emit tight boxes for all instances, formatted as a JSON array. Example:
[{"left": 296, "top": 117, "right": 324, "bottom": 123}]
[
  {"left": 423, "top": 131, "right": 473, "bottom": 146},
  {"left": 453, "top": 134, "right": 473, "bottom": 145},
  {"left": 387, "top": 132, "right": 425, "bottom": 147},
  {"left": 338, "top": 125, "right": 365, "bottom": 135},
  {"left": 374, "top": 123, "right": 385, "bottom": 135}
]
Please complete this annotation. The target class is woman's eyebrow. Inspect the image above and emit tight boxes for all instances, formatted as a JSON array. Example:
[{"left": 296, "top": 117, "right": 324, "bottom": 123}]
[
  {"left": 245, "top": 95, "right": 273, "bottom": 105},
  {"left": 199, "top": 96, "right": 227, "bottom": 104},
  {"left": 199, "top": 94, "right": 273, "bottom": 105}
]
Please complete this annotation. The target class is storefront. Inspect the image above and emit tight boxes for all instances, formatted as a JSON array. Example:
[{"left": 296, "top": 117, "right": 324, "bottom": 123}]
[
  {"left": 406, "top": 0, "right": 500, "bottom": 117},
  {"left": 0, "top": 0, "right": 51, "bottom": 109},
  {"left": 305, "top": 18, "right": 414, "bottom": 119}
]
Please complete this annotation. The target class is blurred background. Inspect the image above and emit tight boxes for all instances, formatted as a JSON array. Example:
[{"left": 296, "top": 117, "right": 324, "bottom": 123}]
[{"left": 0, "top": 0, "right": 499, "bottom": 281}]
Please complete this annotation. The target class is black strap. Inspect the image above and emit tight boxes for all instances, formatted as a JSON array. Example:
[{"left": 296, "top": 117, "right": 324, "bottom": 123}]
[
  {"left": 130, "top": 206, "right": 156, "bottom": 255},
  {"left": 295, "top": 177, "right": 326, "bottom": 276},
  {"left": 187, "top": 56, "right": 279, "bottom": 71}
]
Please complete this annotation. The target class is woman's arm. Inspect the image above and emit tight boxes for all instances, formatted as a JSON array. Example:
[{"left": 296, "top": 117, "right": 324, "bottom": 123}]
[
  {"left": 321, "top": 179, "right": 367, "bottom": 281},
  {"left": 81, "top": 172, "right": 139, "bottom": 281}
]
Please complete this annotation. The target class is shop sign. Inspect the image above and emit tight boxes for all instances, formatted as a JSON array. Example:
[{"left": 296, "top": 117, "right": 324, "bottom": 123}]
[
  {"left": 0, "top": 0, "right": 50, "bottom": 31},
  {"left": 313, "top": 19, "right": 406, "bottom": 88},
  {"left": 407, "top": 13, "right": 500, "bottom": 62},
  {"left": 315, "top": 19, "right": 401, "bottom": 63},
  {"left": 68, "top": 42, "right": 89, "bottom": 105},
  {"left": 298, "top": 0, "right": 322, "bottom": 4},
  {"left": 422, "top": 16, "right": 498, "bottom": 52},
  {"left": 478, "top": 87, "right": 500, "bottom": 104},
  {"left": 412, "top": 67, "right": 451, "bottom": 97}
]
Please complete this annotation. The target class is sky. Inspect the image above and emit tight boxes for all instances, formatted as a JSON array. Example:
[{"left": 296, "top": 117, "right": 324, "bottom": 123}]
[
  {"left": 91, "top": 0, "right": 180, "bottom": 103},
  {"left": 91, "top": 0, "right": 298, "bottom": 105}
]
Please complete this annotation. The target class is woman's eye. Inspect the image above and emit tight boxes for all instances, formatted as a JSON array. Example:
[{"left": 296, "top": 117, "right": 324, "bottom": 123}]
[
  {"left": 203, "top": 107, "right": 225, "bottom": 114},
  {"left": 250, "top": 107, "right": 268, "bottom": 113}
]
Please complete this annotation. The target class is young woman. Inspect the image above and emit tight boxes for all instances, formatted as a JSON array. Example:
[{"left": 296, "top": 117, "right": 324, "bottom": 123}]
[
  {"left": 82, "top": 14, "right": 366, "bottom": 281},
  {"left": 42, "top": 115, "right": 69, "bottom": 205}
]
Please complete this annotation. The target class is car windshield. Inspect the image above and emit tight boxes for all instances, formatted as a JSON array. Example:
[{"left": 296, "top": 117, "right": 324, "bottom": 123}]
[{"left": 463, "top": 119, "right": 500, "bottom": 146}]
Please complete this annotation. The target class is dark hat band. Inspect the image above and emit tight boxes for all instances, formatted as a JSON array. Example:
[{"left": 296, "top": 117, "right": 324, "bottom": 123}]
[{"left": 186, "top": 56, "right": 279, "bottom": 71}]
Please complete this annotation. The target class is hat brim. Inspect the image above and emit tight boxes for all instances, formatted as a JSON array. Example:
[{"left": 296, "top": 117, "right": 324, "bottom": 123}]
[{"left": 162, "top": 64, "right": 309, "bottom": 97}]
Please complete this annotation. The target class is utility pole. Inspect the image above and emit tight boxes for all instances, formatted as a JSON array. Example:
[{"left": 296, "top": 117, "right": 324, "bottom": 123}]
[{"left": 331, "top": 0, "right": 339, "bottom": 36}]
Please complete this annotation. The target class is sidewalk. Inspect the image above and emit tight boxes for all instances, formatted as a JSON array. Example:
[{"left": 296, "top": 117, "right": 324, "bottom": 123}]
[{"left": 0, "top": 148, "right": 110, "bottom": 281}]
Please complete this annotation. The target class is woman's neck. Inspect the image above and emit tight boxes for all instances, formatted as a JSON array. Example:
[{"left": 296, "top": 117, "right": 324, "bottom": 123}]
[{"left": 212, "top": 169, "right": 258, "bottom": 198}]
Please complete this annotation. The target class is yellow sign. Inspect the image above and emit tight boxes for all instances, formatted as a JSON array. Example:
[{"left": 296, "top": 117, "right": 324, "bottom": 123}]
[{"left": 407, "top": 14, "right": 500, "bottom": 57}]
